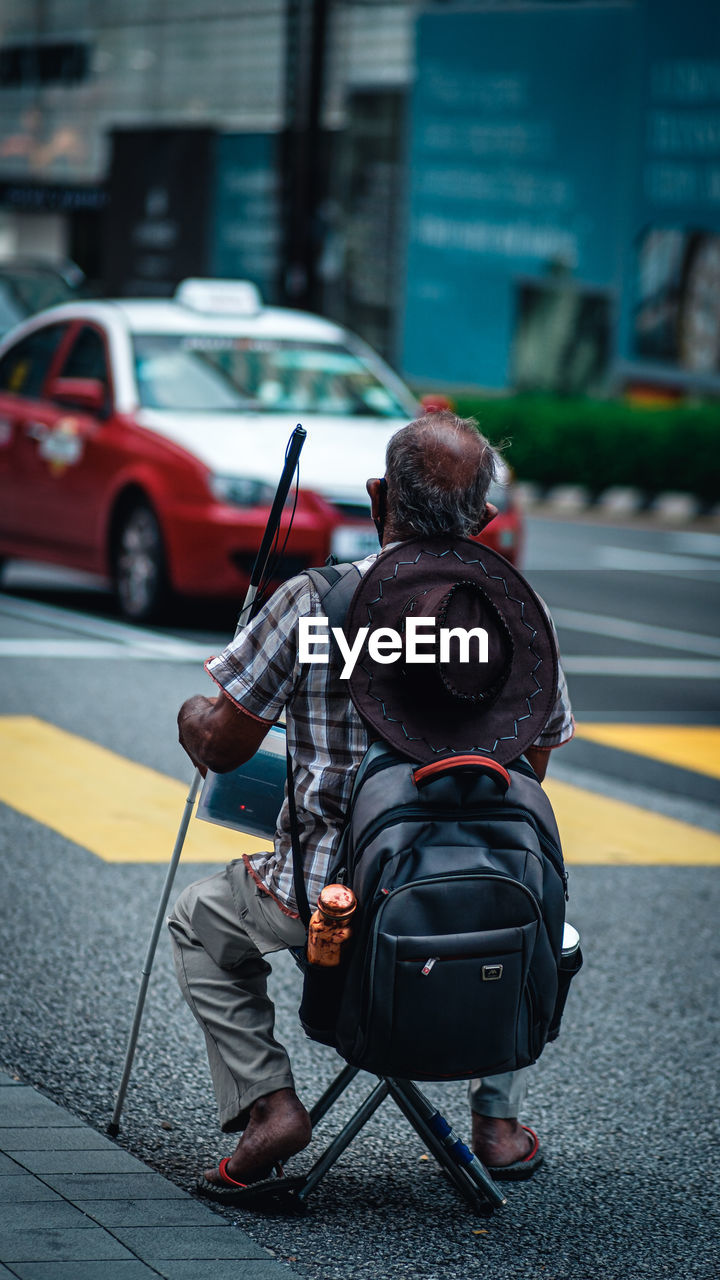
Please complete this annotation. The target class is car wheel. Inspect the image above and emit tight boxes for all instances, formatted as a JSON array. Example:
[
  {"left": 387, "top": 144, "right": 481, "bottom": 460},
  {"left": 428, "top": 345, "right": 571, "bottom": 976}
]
[{"left": 113, "top": 502, "right": 170, "bottom": 623}]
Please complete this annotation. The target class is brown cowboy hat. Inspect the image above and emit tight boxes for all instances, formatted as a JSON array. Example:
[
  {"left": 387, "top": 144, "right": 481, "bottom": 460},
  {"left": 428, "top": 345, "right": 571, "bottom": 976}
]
[{"left": 346, "top": 536, "right": 558, "bottom": 765}]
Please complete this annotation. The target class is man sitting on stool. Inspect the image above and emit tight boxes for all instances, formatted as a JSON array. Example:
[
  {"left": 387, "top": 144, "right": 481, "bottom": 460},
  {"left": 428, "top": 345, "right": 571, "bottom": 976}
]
[{"left": 169, "top": 411, "right": 574, "bottom": 1195}]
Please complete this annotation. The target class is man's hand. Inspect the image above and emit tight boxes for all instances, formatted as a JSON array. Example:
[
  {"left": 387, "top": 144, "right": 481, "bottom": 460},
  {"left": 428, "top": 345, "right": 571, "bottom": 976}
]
[
  {"left": 178, "top": 692, "right": 272, "bottom": 775},
  {"left": 177, "top": 695, "right": 215, "bottom": 776}
]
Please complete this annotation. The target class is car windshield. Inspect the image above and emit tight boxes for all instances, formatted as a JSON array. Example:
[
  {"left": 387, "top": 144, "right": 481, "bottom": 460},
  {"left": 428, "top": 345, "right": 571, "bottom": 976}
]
[
  {"left": 133, "top": 334, "right": 410, "bottom": 417},
  {"left": 0, "top": 269, "right": 79, "bottom": 335}
]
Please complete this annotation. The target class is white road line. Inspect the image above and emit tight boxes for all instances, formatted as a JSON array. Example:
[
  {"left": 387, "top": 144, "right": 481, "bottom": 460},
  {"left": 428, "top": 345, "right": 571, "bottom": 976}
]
[
  {"left": 0, "top": 593, "right": 214, "bottom": 658},
  {"left": 0, "top": 593, "right": 147, "bottom": 641},
  {"left": 562, "top": 657, "right": 720, "bottom": 678},
  {"left": 669, "top": 532, "right": 720, "bottom": 557},
  {"left": 551, "top": 608, "right": 720, "bottom": 657},
  {"left": 0, "top": 640, "right": 127, "bottom": 658},
  {"left": 0, "top": 638, "right": 212, "bottom": 661},
  {"left": 596, "top": 547, "right": 718, "bottom": 572}
]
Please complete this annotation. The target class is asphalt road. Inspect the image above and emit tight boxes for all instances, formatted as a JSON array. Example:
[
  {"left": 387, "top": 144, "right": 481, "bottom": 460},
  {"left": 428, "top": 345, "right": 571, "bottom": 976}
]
[{"left": 1, "top": 515, "right": 719, "bottom": 1280}]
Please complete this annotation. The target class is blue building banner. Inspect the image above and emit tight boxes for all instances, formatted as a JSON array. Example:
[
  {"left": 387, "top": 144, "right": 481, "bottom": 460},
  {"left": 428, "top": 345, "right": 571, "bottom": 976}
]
[
  {"left": 211, "top": 133, "right": 281, "bottom": 303},
  {"left": 621, "top": 0, "right": 720, "bottom": 383},
  {"left": 402, "top": 5, "right": 642, "bottom": 388}
]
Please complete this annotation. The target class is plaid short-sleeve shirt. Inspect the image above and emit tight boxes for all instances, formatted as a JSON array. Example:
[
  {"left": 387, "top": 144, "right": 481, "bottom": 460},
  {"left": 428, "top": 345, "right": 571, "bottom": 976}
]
[{"left": 205, "top": 550, "right": 574, "bottom": 916}]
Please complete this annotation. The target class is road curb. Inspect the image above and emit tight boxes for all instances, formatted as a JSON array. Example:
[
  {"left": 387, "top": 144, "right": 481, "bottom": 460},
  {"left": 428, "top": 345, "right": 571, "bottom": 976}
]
[
  {"left": 516, "top": 484, "right": 717, "bottom": 528},
  {"left": 0, "top": 1070, "right": 299, "bottom": 1279}
]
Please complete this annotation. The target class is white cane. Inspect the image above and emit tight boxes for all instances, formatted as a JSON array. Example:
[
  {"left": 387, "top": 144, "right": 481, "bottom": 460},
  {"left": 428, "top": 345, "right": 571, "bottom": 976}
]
[{"left": 108, "top": 425, "right": 307, "bottom": 1135}]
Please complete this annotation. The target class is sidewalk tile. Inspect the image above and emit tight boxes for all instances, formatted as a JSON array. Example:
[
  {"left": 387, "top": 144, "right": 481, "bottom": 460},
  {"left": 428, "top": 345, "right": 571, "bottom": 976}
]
[
  {"left": 11, "top": 1149, "right": 151, "bottom": 1176},
  {"left": 0, "top": 1127, "right": 117, "bottom": 1152},
  {"left": 0, "top": 1093, "right": 84, "bottom": 1127},
  {"left": 9, "top": 1263, "right": 160, "bottom": 1280},
  {"left": 0, "top": 1074, "right": 24, "bottom": 1087},
  {"left": 0, "top": 1202, "right": 94, "bottom": 1230},
  {"left": 156, "top": 1263, "right": 293, "bottom": 1280},
  {"left": 0, "top": 1226, "right": 135, "bottom": 1261},
  {"left": 76, "top": 1198, "right": 228, "bottom": 1228},
  {"left": 0, "top": 1175, "right": 63, "bottom": 1203},
  {"left": 109, "top": 1225, "right": 269, "bottom": 1261},
  {"left": 40, "top": 1173, "right": 187, "bottom": 1200},
  {"left": 0, "top": 1154, "right": 24, "bottom": 1174}
]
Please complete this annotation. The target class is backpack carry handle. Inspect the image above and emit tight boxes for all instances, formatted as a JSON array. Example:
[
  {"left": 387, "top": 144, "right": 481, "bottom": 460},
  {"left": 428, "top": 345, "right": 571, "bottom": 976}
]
[{"left": 412, "top": 755, "right": 511, "bottom": 792}]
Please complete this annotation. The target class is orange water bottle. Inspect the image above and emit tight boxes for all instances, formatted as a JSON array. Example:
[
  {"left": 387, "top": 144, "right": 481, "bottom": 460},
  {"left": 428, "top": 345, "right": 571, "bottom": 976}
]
[{"left": 307, "top": 884, "right": 357, "bottom": 967}]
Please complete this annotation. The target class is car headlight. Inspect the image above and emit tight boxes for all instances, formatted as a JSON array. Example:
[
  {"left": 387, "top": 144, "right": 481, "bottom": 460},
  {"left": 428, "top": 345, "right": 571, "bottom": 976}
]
[{"left": 210, "top": 474, "right": 276, "bottom": 507}]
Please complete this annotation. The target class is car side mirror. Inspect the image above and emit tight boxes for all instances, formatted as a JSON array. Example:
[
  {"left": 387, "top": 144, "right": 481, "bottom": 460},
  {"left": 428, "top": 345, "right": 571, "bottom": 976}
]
[
  {"left": 420, "top": 393, "right": 454, "bottom": 413},
  {"left": 48, "top": 376, "right": 108, "bottom": 416}
]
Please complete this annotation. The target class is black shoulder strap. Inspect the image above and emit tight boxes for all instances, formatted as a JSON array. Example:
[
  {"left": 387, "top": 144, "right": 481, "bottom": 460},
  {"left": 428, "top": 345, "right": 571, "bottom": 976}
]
[
  {"left": 287, "top": 561, "right": 363, "bottom": 926},
  {"left": 305, "top": 563, "right": 362, "bottom": 632},
  {"left": 287, "top": 740, "right": 312, "bottom": 926}
]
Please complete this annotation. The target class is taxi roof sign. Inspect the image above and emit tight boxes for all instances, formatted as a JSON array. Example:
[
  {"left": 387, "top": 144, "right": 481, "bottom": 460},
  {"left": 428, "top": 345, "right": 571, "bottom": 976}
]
[{"left": 175, "top": 278, "right": 262, "bottom": 317}]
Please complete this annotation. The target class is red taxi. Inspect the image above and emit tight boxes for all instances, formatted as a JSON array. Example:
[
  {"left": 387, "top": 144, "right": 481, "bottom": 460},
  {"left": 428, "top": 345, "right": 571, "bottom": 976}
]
[{"left": 0, "top": 279, "right": 522, "bottom": 621}]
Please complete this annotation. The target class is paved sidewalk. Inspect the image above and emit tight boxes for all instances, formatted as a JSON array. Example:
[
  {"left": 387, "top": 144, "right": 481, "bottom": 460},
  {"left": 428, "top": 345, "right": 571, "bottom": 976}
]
[{"left": 0, "top": 1071, "right": 295, "bottom": 1280}]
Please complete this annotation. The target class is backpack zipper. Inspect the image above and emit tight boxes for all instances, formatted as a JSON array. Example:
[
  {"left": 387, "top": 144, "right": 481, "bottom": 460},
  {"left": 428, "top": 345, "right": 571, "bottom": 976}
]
[
  {"left": 354, "top": 751, "right": 400, "bottom": 790},
  {"left": 359, "top": 753, "right": 537, "bottom": 790},
  {"left": 372, "top": 870, "right": 542, "bottom": 923},
  {"left": 352, "top": 804, "right": 567, "bottom": 896},
  {"left": 362, "top": 871, "right": 542, "bottom": 1031}
]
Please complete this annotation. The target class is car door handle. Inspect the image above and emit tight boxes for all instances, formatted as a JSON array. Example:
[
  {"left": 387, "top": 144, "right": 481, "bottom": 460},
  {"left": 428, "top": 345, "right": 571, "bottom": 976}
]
[{"left": 25, "top": 421, "right": 49, "bottom": 440}]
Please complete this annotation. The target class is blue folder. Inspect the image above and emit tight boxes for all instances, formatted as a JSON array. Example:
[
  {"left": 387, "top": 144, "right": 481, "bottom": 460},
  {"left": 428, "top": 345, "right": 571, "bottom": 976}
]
[{"left": 196, "top": 724, "right": 287, "bottom": 840}]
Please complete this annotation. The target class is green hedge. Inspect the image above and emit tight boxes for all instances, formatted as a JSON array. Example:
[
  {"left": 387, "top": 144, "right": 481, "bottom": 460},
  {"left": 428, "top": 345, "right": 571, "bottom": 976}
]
[{"left": 446, "top": 395, "right": 719, "bottom": 503}]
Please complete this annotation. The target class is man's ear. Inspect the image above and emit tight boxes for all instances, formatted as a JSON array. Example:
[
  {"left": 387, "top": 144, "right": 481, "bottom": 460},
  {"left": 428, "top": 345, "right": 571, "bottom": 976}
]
[
  {"left": 470, "top": 502, "right": 499, "bottom": 536},
  {"left": 366, "top": 477, "right": 384, "bottom": 522},
  {"left": 366, "top": 477, "right": 387, "bottom": 546}
]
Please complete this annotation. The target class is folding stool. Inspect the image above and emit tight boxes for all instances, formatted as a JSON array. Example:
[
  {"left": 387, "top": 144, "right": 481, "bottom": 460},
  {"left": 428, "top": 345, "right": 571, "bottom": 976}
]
[{"left": 238, "top": 1061, "right": 507, "bottom": 1216}]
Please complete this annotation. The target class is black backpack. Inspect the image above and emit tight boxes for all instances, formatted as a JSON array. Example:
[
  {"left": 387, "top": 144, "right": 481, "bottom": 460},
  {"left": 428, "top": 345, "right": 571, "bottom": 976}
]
[{"left": 290, "top": 564, "right": 581, "bottom": 1080}]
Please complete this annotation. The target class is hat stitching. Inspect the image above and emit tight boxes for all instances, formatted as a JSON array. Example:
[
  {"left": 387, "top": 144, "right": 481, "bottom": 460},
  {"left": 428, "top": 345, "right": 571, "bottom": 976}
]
[
  {"left": 363, "top": 548, "right": 540, "bottom": 645},
  {"left": 363, "top": 673, "right": 547, "bottom": 756},
  {"left": 362, "top": 570, "right": 546, "bottom": 707},
  {"left": 363, "top": 690, "right": 501, "bottom": 756},
  {"left": 351, "top": 542, "right": 554, "bottom": 760}
]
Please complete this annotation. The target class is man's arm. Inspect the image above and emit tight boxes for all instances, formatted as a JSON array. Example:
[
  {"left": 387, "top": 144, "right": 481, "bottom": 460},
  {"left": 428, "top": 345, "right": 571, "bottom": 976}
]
[
  {"left": 177, "top": 574, "right": 314, "bottom": 776},
  {"left": 526, "top": 597, "right": 574, "bottom": 784},
  {"left": 178, "top": 692, "right": 272, "bottom": 776}
]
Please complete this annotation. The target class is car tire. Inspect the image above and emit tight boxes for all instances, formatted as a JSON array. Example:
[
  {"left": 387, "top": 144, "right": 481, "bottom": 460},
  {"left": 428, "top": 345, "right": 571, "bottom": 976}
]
[{"left": 113, "top": 502, "right": 170, "bottom": 623}]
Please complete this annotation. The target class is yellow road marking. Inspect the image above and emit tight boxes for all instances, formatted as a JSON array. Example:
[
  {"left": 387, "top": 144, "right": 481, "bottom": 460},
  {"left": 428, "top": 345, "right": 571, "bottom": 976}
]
[
  {"left": 0, "top": 716, "right": 267, "bottom": 864},
  {"left": 574, "top": 724, "right": 720, "bottom": 781},
  {"left": 0, "top": 715, "right": 719, "bottom": 866},
  {"left": 545, "top": 778, "right": 720, "bottom": 865}
]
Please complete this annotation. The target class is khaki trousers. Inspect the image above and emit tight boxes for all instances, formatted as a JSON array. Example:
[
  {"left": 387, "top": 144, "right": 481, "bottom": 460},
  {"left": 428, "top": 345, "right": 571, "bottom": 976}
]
[{"left": 168, "top": 860, "right": 529, "bottom": 1132}]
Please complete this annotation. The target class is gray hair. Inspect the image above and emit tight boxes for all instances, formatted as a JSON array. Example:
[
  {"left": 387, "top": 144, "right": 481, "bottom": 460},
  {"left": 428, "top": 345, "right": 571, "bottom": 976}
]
[{"left": 385, "top": 411, "right": 497, "bottom": 538}]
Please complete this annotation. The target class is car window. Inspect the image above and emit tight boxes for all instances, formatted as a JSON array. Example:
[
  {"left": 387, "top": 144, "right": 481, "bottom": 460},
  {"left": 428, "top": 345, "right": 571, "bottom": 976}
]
[
  {"left": 133, "top": 334, "right": 411, "bottom": 417},
  {"left": 60, "top": 325, "right": 110, "bottom": 386},
  {"left": 0, "top": 281, "right": 25, "bottom": 335},
  {"left": 134, "top": 336, "right": 244, "bottom": 411},
  {"left": 0, "top": 323, "right": 68, "bottom": 399},
  {"left": 0, "top": 268, "right": 77, "bottom": 316}
]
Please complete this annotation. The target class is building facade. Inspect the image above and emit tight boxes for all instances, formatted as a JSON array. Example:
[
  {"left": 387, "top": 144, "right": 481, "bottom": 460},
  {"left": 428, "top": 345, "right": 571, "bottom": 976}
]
[
  {"left": 0, "top": 1, "right": 717, "bottom": 391},
  {"left": 403, "top": 0, "right": 720, "bottom": 396}
]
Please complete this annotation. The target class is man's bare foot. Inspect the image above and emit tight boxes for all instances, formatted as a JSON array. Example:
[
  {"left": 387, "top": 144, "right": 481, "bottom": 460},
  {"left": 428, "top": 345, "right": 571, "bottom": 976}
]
[
  {"left": 204, "top": 1088, "right": 312, "bottom": 1186},
  {"left": 471, "top": 1114, "right": 535, "bottom": 1168}
]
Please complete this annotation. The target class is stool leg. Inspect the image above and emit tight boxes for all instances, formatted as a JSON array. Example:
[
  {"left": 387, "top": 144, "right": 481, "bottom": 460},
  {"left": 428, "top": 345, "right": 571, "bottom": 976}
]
[
  {"left": 297, "top": 1079, "right": 390, "bottom": 1205},
  {"left": 385, "top": 1079, "right": 506, "bottom": 1214},
  {"left": 309, "top": 1063, "right": 359, "bottom": 1129}
]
